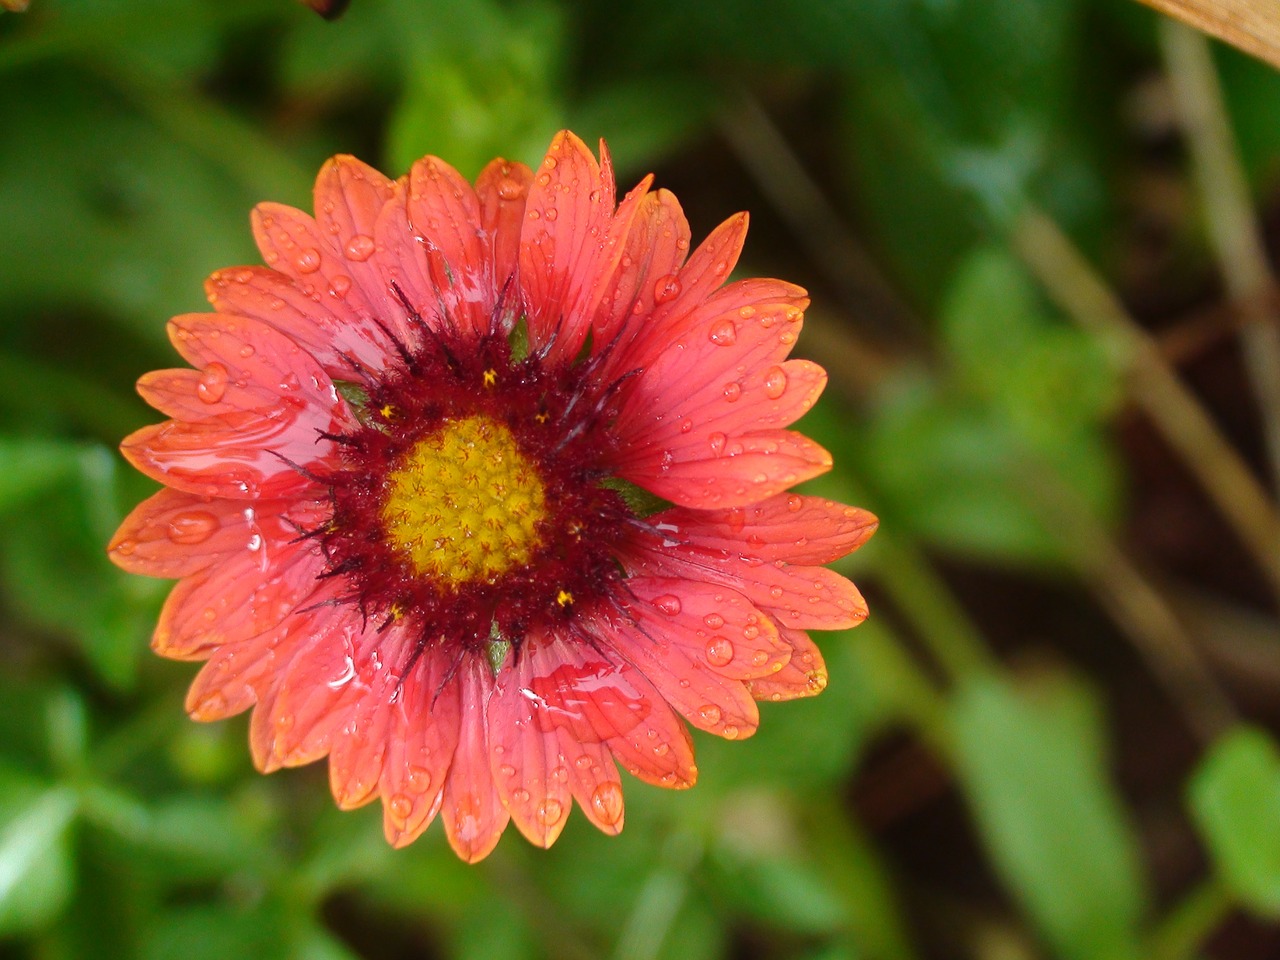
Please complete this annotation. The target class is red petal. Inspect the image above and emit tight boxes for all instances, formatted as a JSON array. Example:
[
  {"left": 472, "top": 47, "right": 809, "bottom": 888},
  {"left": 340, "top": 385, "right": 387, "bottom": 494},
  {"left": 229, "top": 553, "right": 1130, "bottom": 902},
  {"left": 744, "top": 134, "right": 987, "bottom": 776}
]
[
  {"left": 560, "top": 736, "right": 625, "bottom": 835},
  {"left": 619, "top": 429, "right": 833, "bottom": 510},
  {"left": 633, "top": 577, "right": 788, "bottom": 681},
  {"left": 406, "top": 155, "right": 490, "bottom": 336},
  {"left": 586, "top": 585, "right": 761, "bottom": 740},
  {"left": 648, "top": 494, "right": 878, "bottom": 567},
  {"left": 745, "top": 628, "right": 830, "bottom": 702},
  {"left": 440, "top": 654, "right": 509, "bottom": 863},
  {"left": 378, "top": 642, "right": 460, "bottom": 847},
  {"left": 475, "top": 159, "right": 534, "bottom": 305},
  {"left": 204, "top": 268, "right": 397, "bottom": 378},
  {"left": 623, "top": 534, "right": 868, "bottom": 632},
  {"left": 108, "top": 489, "right": 325, "bottom": 580},
  {"left": 519, "top": 132, "right": 644, "bottom": 364},
  {"left": 600, "top": 212, "right": 752, "bottom": 384},
  {"left": 592, "top": 187, "right": 691, "bottom": 352},
  {"left": 371, "top": 188, "right": 438, "bottom": 331},
  {"left": 154, "top": 536, "right": 325, "bottom": 661},
  {"left": 313, "top": 154, "right": 396, "bottom": 250},
  {"left": 122, "top": 314, "right": 352, "bottom": 500},
  {"left": 181, "top": 584, "right": 338, "bottom": 724},
  {"left": 519, "top": 630, "right": 697, "bottom": 789},
  {"left": 489, "top": 634, "right": 574, "bottom": 847}
]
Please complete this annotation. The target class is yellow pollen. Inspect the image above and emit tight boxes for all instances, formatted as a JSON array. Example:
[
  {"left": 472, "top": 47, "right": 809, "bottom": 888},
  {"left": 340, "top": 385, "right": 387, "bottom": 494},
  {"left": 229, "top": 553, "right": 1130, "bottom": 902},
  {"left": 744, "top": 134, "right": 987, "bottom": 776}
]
[
  {"left": 535, "top": 411, "right": 549, "bottom": 424},
  {"left": 381, "top": 415, "right": 546, "bottom": 585},
  {"left": 556, "top": 590, "right": 574, "bottom": 607},
  {"left": 380, "top": 404, "right": 397, "bottom": 420},
  {"left": 483, "top": 369, "right": 497, "bottom": 388}
]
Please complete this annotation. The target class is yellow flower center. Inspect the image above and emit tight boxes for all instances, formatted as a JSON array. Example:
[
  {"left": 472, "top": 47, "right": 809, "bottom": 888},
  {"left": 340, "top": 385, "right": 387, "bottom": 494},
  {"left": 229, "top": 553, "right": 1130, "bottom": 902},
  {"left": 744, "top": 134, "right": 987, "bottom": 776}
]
[{"left": 381, "top": 415, "right": 546, "bottom": 585}]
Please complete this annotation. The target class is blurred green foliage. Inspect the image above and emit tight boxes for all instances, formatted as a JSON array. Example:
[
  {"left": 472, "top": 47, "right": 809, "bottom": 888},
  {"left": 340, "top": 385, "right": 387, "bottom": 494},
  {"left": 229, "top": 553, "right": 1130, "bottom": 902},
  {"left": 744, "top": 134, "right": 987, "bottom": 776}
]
[{"left": 2, "top": 0, "right": 1280, "bottom": 958}]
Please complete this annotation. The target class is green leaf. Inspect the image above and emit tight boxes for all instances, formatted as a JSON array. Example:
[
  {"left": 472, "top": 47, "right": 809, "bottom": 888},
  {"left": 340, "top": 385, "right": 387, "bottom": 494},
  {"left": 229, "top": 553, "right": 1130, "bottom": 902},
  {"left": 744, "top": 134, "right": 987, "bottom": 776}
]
[
  {"left": 383, "top": 0, "right": 567, "bottom": 176},
  {"left": 1188, "top": 726, "right": 1280, "bottom": 918},
  {"left": 0, "top": 765, "right": 77, "bottom": 935},
  {"left": 951, "top": 675, "right": 1147, "bottom": 960},
  {"left": 0, "top": 440, "right": 162, "bottom": 689}
]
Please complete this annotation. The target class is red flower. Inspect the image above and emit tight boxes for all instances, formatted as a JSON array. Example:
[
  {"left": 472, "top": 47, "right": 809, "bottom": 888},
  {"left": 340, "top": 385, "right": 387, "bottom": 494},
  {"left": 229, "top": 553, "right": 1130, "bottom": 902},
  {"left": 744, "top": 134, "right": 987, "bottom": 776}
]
[{"left": 109, "top": 131, "right": 877, "bottom": 861}]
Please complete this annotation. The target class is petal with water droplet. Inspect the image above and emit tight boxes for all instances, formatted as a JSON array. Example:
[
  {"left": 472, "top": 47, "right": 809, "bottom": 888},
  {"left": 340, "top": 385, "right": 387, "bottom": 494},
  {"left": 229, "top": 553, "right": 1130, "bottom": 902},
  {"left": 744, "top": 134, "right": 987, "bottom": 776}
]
[{"left": 440, "top": 655, "right": 509, "bottom": 863}]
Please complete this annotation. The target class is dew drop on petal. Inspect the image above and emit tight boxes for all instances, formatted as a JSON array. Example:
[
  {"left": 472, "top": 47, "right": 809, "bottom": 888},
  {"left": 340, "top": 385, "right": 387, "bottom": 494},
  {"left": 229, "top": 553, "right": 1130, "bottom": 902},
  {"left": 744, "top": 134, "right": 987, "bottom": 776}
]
[
  {"left": 722, "top": 382, "right": 742, "bottom": 402},
  {"left": 763, "top": 365, "right": 788, "bottom": 399},
  {"left": 703, "top": 613, "right": 725, "bottom": 629},
  {"left": 389, "top": 794, "right": 413, "bottom": 821},
  {"left": 709, "top": 432, "right": 727, "bottom": 456},
  {"left": 705, "top": 637, "right": 734, "bottom": 667},
  {"left": 534, "top": 798, "right": 561, "bottom": 826},
  {"left": 344, "top": 234, "right": 376, "bottom": 262},
  {"left": 590, "top": 782, "right": 624, "bottom": 826},
  {"left": 197, "top": 363, "right": 229, "bottom": 403},
  {"left": 113, "top": 538, "right": 137, "bottom": 557},
  {"left": 239, "top": 344, "right": 255, "bottom": 359},
  {"left": 512, "top": 787, "right": 530, "bottom": 805},
  {"left": 708, "top": 319, "right": 737, "bottom": 346},
  {"left": 330, "top": 275, "right": 352, "bottom": 299},
  {"left": 786, "top": 494, "right": 803, "bottom": 512},
  {"left": 407, "top": 766, "right": 432, "bottom": 793},
  {"left": 698, "top": 704, "right": 722, "bottom": 726},
  {"left": 497, "top": 177, "right": 525, "bottom": 200},
  {"left": 653, "top": 594, "right": 682, "bottom": 616},
  {"left": 167, "top": 510, "right": 219, "bottom": 545},
  {"left": 723, "top": 724, "right": 740, "bottom": 740},
  {"left": 653, "top": 274, "right": 682, "bottom": 303},
  {"left": 294, "top": 248, "right": 322, "bottom": 274}
]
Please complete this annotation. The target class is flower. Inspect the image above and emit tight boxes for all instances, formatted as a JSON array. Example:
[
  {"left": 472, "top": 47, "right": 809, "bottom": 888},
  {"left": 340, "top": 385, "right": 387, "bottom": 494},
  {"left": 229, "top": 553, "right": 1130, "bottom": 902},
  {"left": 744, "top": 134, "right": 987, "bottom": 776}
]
[{"left": 108, "top": 131, "right": 877, "bottom": 862}]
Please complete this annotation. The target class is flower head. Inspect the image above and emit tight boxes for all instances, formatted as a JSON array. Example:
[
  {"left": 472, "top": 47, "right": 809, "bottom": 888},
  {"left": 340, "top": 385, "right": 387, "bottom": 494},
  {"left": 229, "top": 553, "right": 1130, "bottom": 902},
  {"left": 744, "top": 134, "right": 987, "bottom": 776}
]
[{"left": 109, "top": 131, "right": 877, "bottom": 861}]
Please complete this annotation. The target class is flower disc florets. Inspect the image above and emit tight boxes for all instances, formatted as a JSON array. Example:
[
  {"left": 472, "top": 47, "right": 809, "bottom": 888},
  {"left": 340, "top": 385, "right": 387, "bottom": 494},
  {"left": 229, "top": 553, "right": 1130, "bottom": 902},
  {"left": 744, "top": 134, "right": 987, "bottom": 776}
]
[
  {"left": 110, "top": 131, "right": 878, "bottom": 862},
  {"left": 318, "top": 323, "right": 631, "bottom": 658}
]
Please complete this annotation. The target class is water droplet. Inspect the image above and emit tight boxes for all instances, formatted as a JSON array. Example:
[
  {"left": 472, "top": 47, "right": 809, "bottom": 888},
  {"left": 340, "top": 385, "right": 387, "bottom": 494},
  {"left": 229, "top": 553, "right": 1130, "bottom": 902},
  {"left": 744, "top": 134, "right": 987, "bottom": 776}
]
[
  {"left": 653, "top": 742, "right": 670, "bottom": 757},
  {"left": 769, "top": 585, "right": 785, "bottom": 599},
  {"left": 705, "top": 637, "right": 734, "bottom": 667},
  {"left": 294, "top": 248, "right": 321, "bottom": 274},
  {"left": 653, "top": 594, "right": 682, "bottom": 616},
  {"left": 590, "top": 782, "right": 624, "bottom": 826},
  {"left": 575, "top": 754, "right": 594, "bottom": 770},
  {"left": 389, "top": 794, "right": 413, "bottom": 821},
  {"left": 512, "top": 787, "right": 530, "bottom": 804},
  {"left": 738, "top": 305, "right": 756, "bottom": 319},
  {"left": 722, "top": 381, "right": 742, "bottom": 402},
  {"left": 763, "top": 365, "right": 788, "bottom": 399},
  {"left": 112, "top": 538, "right": 137, "bottom": 556},
  {"left": 709, "top": 432, "right": 727, "bottom": 456},
  {"left": 279, "top": 372, "right": 300, "bottom": 392},
  {"left": 499, "top": 763, "right": 516, "bottom": 778},
  {"left": 703, "top": 613, "right": 725, "bottom": 629},
  {"left": 537, "top": 798, "right": 564, "bottom": 825},
  {"left": 698, "top": 704, "right": 722, "bottom": 726},
  {"left": 407, "top": 766, "right": 432, "bottom": 793},
  {"left": 344, "top": 234, "right": 376, "bottom": 261},
  {"left": 497, "top": 177, "right": 525, "bottom": 200},
  {"left": 197, "top": 363, "right": 229, "bottom": 403},
  {"left": 544, "top": 155, "right": 558, "bottom": 170},
  {"left": 330, "top": 275, "right": 352, "bottom": 299},
  {"left": 167, "top": 510, "right": 219, "bottom": 545},
  {"left": 544, "top": 207, "right": 558, "bottom": 221},
  {"left": 653, "top": 274, "right": 682, "bottom": 303},
  {"left": 679, "top": 418, "right": 693, "bottom": 434},
  {"left": 708, "top": 319, "right": 737, "bottom": 346},
  {"left": 722, "top": 724, "right": 740, "bottom": 740},
  {"left": 239, "top": 344, "right": 255, "bottom": 358},
  {"left": 786, "top": 495, "right": 803, "bottom": 512}
]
